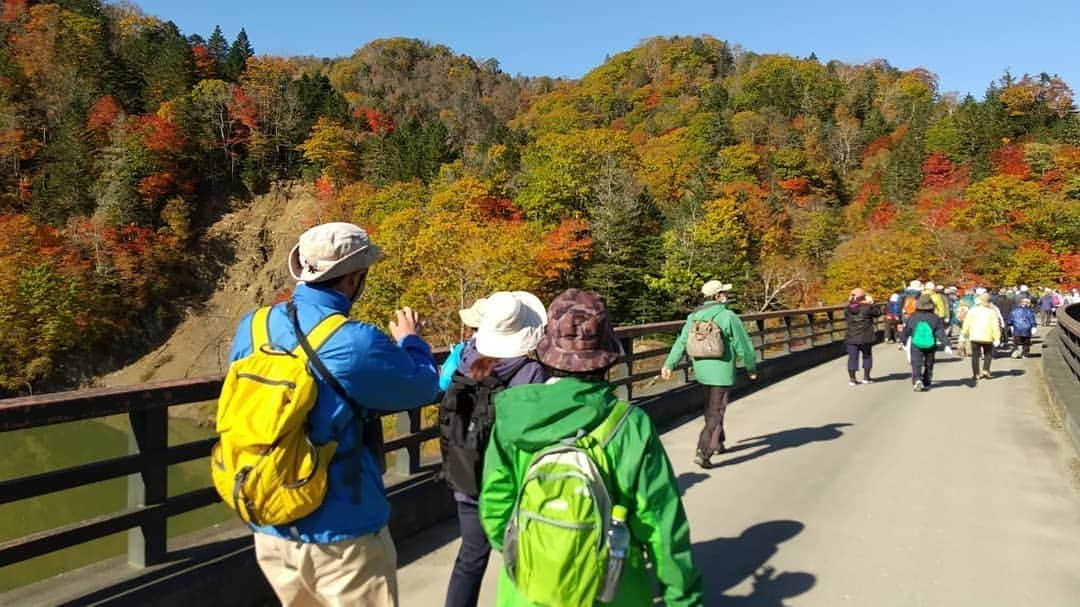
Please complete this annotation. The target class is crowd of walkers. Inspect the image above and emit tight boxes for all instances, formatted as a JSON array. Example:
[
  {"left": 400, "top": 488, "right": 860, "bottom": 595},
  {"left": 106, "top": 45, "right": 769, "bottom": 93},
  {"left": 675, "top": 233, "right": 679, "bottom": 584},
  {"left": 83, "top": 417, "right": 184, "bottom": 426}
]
[
  {"left": 217, "top": 220, "right": 1077, "bottom": 607},
  {"left": 848, "top": 279, "right": 1078, "bottom": 391}
]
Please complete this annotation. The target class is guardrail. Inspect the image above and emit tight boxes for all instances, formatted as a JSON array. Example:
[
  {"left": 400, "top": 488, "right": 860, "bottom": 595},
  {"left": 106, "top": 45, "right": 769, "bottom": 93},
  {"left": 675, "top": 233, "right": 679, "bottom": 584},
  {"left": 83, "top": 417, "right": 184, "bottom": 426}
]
[
  {"left": 0, "top": 304, "right": 850, "bottom": 585},
  {"left": 1053, "top": 302, "right": 1080, "bottom": 383}
]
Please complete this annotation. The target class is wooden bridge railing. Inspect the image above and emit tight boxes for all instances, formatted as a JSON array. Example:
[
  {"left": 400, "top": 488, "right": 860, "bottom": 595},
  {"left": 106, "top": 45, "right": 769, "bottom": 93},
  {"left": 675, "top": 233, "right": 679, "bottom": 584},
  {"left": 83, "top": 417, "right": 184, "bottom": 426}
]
[{"left": 0, "top": 304, "right": 850, "bottom": 579}]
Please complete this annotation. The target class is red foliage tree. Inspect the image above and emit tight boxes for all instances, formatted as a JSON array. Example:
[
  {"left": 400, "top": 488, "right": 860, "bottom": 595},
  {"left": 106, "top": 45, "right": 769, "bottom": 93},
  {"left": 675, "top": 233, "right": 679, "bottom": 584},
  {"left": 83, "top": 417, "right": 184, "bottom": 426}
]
[
  {"left": 352, "top": 107, "right": 395, "bottom": 133},
  {"left": 990, "top": 144, "right": 1031, "bottom": 179}
]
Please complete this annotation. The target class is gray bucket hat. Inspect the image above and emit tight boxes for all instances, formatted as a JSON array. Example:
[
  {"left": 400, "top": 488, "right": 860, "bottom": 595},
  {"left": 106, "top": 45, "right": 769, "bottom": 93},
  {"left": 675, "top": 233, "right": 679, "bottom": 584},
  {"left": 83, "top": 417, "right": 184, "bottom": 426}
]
[{"left": 288, "top": 222, "right": 382, "bottom": 283}]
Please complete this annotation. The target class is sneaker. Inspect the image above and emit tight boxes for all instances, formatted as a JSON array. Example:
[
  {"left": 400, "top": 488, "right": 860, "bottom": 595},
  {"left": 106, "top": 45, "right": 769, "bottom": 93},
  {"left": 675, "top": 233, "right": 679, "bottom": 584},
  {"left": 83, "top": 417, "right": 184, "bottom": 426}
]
[
  {"left": 980, "top": 370, "right": 992, "bottom": 379},
  {"left": 860, "top": 378, "right": 873, "bottom": 384},
  {"left": 694, "top": 451, "right": 712, "bottom": 469},
  {"left": 713, "top": 442, "right": 727, "bottom": 455},
  {"left": 970, "top": 376, "right": 978, "bottom": 387},
  {"left": 913, "top": 380, "right": 924, "bottom": 392},
  {"left": 849, "top": 380, "right": 858, "bottom": 386}
]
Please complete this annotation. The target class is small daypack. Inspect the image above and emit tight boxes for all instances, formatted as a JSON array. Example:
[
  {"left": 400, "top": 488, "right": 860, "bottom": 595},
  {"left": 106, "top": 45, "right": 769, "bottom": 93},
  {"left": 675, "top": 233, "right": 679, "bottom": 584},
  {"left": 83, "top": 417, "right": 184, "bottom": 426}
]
[
  {"left": 686, "top": 314, "right": 725, "bottom": 359},
  {"left": 212, "top": 303, "right": 367, "bottom": 526},
  {"left": 439, "top": 358, "right": 528, "bottom": 497},
  {"left": 911, "top": 319, "right": 936, "bottom": 349},
  {"left": 502, "top": 401, "right": 635, "bottom": 607}
]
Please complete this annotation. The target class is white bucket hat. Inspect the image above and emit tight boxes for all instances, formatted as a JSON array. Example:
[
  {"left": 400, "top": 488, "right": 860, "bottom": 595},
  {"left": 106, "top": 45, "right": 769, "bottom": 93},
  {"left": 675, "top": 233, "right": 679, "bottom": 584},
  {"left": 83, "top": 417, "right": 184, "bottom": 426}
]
[
  {"left": 908, "top": 280, "right": 923, "bottom": 291},
  {"left": 288, "top": 222, "right": 382, "bottom": 283},
  {"left": 475, "top": 291, "right": 547, "bottom": 358},
  {"left": 701, "top": 280, "right": 733, "bottom": 298},
  {"left": 458, "top": 298, "right": 487, "bottom": 329}
]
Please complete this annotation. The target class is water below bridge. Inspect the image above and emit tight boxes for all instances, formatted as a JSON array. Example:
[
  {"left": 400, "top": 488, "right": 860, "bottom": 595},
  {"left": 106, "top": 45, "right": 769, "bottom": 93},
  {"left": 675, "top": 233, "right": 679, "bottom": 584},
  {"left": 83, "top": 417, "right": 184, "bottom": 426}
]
[
  {"left": 396, "top": 338, "right": 1080, "bottom": 606},
  {"left": 0, "top": 415, "right": 228, "bottom": 592}
]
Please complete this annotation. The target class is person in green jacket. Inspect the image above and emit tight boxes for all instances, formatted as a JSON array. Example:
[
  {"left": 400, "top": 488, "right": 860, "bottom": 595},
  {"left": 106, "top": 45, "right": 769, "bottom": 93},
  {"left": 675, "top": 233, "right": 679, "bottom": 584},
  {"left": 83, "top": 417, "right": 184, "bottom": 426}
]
[
  {"left": 660, "top": 280, "right": 758, "bottom": 469},
  {"left": 479, "top": 288, "right": 704, "bottom": 607}
]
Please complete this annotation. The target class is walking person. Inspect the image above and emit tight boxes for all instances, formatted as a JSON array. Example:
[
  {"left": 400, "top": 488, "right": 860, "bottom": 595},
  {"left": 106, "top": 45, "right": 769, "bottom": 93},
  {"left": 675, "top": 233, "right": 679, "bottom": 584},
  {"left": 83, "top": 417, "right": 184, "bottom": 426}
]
[
  {"left": 661, "top": 280, "right": 758, "bottom": 469},
  {"left": 884, "top": 293, "right": 902, "bottom": 343},
  {"left": 1008, "top": 297, "right": 1038, "bottom": 359},
  {"left": 1039, "top": 288, "right": 1056, "bottom": 326},
  {"left": 442, "top": 292, "right": 547, "bottom": 607},
  {"left": 224, "top": 222, "right": 440, "bottom": 607},
  {"left": 842, "top": 287, "right": 882, "bottom": 386},
  {"left": 480, "top": 289, "right": 704, "bottom": 606},
  {"left": 961, "top": 293, "right": 1002, "bottom": 385},
  {"left": 900, "top": 295, "right": 951, "bottom": 391}
]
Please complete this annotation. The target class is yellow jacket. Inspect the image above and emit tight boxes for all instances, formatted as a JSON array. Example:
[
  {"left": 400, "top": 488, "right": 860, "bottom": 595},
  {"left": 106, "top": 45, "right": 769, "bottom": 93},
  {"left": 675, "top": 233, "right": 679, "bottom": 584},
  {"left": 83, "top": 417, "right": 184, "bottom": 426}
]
[{"left": 961, "top": 304, "right": 1001, "bottom": 344}]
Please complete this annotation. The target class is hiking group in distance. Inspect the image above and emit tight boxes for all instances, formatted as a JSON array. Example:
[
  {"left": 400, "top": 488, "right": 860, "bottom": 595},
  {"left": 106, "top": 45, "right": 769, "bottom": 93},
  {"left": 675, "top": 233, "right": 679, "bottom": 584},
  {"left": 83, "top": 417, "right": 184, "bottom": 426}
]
[{"left": 210, "top": 221, "right": 1077, "bottom": 607}]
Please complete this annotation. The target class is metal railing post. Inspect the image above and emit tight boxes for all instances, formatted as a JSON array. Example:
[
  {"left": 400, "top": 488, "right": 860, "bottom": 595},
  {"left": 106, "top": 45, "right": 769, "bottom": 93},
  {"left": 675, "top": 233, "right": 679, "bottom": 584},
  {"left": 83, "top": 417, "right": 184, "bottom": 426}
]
[
  {"left": 618, "top": 337, "right": 635, "bottom": 401},
  {"left": 127, "top": 408, "right": 168, "bottom": 567},
  {"left": 393, "top": 410, "right": 420, "bottom": 476},
  {"left": 782, "top": 315, "right": 793, "bottom": 354}
]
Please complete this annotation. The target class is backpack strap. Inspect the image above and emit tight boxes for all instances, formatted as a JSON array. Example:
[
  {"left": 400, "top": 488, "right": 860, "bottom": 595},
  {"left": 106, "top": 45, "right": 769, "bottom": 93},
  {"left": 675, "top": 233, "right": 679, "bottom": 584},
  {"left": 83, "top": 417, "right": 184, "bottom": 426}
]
[
  {"left": 287, "top": 301, "right": 381, "bottom": 501},
  {"left": 250, "top": 306, "right": 272, "bottom": 349},
  {"left": 586, "top": 400, "right": 634, "bottom": 449}
]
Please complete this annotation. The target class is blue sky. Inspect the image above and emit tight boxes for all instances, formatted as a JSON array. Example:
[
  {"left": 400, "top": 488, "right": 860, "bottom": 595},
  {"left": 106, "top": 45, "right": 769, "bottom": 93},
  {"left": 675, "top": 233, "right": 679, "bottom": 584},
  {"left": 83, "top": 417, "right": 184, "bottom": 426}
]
[{"left": 131, "top": 0, "right": 1079, "bottom": 99}]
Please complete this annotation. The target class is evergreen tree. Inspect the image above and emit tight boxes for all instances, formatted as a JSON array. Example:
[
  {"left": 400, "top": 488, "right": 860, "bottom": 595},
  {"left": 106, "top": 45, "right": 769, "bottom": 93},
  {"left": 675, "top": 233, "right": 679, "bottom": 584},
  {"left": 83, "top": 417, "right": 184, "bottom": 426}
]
[
  {"left": 222, "top": 28, "right": 254, "bottom": 81},
  {"left": 207, "top": 26, "right": 229, "bottom": 64}
]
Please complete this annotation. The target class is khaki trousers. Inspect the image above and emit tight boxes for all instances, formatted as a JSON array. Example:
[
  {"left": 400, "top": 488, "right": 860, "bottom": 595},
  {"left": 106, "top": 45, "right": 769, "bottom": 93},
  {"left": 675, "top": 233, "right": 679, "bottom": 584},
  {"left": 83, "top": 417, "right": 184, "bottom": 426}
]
[{"left": 254, "top": 527, "right": 398, "bottom": 607}]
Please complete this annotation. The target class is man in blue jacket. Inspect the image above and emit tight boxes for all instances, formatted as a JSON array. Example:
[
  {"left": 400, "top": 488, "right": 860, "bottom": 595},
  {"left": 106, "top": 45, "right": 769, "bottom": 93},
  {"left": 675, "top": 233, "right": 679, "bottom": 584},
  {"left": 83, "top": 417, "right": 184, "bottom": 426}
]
[{"left": 227, "top": 222, "right": 439, "bottom": 607}]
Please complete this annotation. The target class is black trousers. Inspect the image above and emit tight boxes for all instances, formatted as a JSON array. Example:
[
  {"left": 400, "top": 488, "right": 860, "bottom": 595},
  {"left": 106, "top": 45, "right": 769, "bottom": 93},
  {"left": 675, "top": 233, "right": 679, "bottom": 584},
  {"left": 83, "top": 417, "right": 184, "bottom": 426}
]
[
  {"left": 846, "top": 343, "right": 873, "bottom": 372},
  {"left": 445, "top": 498, "right": 490, "bottom": 607},
  {"left": 1013, "top": 335, "right": 1032, "bottom": 356},
  {"left": 910, "top": 347, "right": 936, "bottom": 385},
  {"left": 971, "top": 341, "right": 994, "bottom": 376},
  {"left": 698, "top": 385, "right": 730, "bottom": 455}
]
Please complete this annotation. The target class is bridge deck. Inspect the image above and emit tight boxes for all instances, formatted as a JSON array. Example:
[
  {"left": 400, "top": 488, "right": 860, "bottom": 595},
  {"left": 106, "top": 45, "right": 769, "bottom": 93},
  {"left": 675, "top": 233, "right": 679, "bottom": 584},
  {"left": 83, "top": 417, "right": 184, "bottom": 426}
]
[{"left": 397, "top": 337, "right": 1080, "bottom": 606}]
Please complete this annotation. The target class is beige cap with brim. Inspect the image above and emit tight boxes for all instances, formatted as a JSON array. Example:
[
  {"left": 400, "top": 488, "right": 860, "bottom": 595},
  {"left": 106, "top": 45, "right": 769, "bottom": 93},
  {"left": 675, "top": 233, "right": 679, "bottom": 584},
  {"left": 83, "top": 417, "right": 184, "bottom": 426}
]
[
  {"left": 701, "top": 280, "right": 733, "bottom": 298},
  {"left": 288, "top": 222, "right": 382, "bottom": 283}
]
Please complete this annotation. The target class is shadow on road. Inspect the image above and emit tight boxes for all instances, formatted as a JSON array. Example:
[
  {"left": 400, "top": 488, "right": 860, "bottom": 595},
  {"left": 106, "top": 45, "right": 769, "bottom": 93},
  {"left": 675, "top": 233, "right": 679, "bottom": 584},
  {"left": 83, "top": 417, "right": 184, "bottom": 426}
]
[
  {"left": 693, "top": 520, "right": 814, "bottom": 606},
  {"left": 870, "top": 371, "right": 910, "bottom": 382},
  {"left": 677, "top": 472, "right": 710, "bottom": 496},
  {"left": 717, "top": 423, "right": 853, "bottom": 468}
]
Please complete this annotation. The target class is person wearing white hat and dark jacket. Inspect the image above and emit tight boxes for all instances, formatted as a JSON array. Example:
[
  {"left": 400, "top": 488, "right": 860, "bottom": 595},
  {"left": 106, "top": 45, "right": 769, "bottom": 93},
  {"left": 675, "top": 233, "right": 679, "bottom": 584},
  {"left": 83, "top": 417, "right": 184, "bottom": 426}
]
[
  {"left": 227, "top": 222, "right": 440, "bottom": 607},
  {"left": 442, "top": 291, "right": 547, "bottom": 607},
  {"left": 661, "top": 280, "right": 758, "bottom": 469}
]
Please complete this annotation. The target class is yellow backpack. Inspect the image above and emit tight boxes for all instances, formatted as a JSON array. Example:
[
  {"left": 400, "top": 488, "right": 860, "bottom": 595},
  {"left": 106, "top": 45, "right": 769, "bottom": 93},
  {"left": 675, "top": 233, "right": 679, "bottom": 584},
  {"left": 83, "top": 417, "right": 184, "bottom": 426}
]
[{"left": 211, "top": 305, "right": 346, "bottom": 526}]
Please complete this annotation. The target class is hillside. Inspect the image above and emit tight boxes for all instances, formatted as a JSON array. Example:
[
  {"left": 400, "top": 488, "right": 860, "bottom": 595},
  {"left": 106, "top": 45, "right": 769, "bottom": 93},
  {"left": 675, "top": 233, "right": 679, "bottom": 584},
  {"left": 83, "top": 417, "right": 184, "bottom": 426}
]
[
  {"left": 103, "top": 185, "right": 313, "bottom": 387},
  {"left": 0, "top": 1, "right": 1076, "bottom": 395}
]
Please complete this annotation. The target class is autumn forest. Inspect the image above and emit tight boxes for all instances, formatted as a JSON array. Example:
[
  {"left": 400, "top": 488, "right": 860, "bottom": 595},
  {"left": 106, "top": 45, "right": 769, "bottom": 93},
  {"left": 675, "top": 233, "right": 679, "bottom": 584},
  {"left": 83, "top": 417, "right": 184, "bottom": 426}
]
[{"left": 0, "top": 0, "right": 1077, "bottom": 393}]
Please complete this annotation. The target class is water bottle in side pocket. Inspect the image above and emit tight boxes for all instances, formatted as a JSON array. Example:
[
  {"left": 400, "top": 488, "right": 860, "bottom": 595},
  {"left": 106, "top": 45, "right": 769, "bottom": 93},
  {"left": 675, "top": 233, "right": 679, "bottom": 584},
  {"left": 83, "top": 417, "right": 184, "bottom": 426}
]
[{"left": 597, "top": 505, "right": 630, "bottom": 602}]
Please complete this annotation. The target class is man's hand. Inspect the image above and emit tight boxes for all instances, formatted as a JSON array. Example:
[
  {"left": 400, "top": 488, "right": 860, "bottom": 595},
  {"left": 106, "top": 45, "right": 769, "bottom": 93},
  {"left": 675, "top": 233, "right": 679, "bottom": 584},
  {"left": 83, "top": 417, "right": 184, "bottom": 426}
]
[
  {"left": 390, "top": 306, "right": 422, "bottom": 341},
  {"left": 660, "top": 367, "right": 672, "bottom": 381}
]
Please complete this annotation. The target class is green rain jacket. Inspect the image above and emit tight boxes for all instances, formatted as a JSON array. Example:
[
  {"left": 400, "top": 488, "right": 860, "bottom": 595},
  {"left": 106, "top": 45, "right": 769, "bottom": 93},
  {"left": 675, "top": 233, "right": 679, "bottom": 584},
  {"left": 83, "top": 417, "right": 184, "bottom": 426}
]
[
  {"left": 479, "top": 378, "right": 703, "bottom": 607},
  {"left": 663, "top": 301, "right": 757, "bottom": 386}
]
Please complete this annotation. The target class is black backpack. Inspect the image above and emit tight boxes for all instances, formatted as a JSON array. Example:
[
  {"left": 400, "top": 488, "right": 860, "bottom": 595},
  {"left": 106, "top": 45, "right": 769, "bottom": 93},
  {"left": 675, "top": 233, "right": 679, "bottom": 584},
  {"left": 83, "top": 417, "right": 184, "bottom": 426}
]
[{"left": 438, "top": 358, "right": 528, "bottom": 497}]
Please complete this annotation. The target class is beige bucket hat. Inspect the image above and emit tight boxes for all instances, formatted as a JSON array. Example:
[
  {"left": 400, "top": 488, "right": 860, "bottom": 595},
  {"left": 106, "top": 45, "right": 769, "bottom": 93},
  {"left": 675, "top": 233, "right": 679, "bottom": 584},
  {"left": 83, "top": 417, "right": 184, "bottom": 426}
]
[
  {"left": 458, "top": 298, "right": 488, "bottom": 329},
  {"left": 288, "top": 222, "right": 382, "bottom": 283},
  {"left": 475, "top": 291, "right": 547, "bottom": 358}
]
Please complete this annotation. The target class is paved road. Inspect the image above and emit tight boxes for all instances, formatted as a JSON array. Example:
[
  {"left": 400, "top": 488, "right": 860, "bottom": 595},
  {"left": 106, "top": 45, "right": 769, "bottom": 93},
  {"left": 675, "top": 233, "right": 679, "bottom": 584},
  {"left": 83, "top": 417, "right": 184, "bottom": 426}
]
[{"left": 398, "top": 337, "right": 1080, "bottom": 606}]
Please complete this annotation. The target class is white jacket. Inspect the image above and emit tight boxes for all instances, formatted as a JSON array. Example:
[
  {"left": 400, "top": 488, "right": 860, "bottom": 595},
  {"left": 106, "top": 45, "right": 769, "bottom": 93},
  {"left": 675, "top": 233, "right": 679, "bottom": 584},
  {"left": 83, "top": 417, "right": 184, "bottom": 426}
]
[{"left": 961, "top": 304, "right": 1002, "bottom": 344}]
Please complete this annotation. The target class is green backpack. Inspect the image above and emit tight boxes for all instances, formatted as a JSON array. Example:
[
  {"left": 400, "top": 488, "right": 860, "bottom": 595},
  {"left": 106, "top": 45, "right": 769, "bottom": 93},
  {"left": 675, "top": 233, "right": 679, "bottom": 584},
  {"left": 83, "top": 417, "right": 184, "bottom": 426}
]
[
  {"left": 912, "top": 320, "right": 936, "bottom": 349},
  {"left": 502, "top": 400, "right": 634, "bottom": 607}
]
